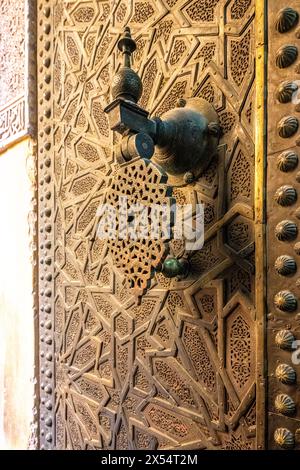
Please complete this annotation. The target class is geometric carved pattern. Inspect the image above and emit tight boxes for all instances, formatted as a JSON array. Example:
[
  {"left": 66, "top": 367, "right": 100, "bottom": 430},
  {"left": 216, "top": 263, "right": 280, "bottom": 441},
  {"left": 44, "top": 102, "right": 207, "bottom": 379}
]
[
  {"left": 37, "top": 0, "right": 259, "bottom": 449},
  {"left": 230, "top": 315, "right": 251, "bottom": 388},
  {"left": 227, "top": 307, "right": 253, "bottom": 392}
]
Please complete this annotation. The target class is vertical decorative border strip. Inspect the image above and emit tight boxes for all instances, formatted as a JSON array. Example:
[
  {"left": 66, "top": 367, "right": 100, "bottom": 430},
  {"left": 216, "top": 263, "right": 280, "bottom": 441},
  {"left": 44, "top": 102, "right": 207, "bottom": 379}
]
[
  {"left": 267, "top": 0, "right": 300, "bottom": 450},
  {"left": 37, "top": 0, "right": 55, "bottom": 450},
  {"left": 255, "top": 0, "right": 267, "bottom": 451},
  {"left": 27, "top": 137, "right": 39, "bottom": 449}
]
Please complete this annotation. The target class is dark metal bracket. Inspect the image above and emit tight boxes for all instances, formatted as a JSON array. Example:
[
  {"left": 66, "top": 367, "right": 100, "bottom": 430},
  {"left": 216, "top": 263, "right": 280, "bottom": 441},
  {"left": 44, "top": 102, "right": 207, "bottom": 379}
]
[
  {"left": 104, "top": 27, "right": 221, "bottom": 187},
  {"left": 103, "top": 27, "right": 221, "bottom": 281}
]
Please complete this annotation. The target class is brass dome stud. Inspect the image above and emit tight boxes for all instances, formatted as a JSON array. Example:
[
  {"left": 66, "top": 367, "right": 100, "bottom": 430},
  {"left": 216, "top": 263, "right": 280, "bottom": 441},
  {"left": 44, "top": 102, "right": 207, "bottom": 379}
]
[
  {"left": 274, "top": 428, "right": 295, "bottom": 449},
  {"left": 274, "top": 290, "right": 297, "bottom": 312},
  {"left": 278, "top": 116, "right": 299, "bottom": 138},
  {"left": 274, "top": 185, "right": 297, "bottom": 206},
  {"left": 275, "top": 255, "right": 297, "bottom": 275},
  {"left": 275, "top": 394, "right": 296, "bottom": 415},
  {"left": 275, "top": 329, "right": 295, "bottom": 350},
  {"left": 275, "top": 220, "right": 298, "bottom": 241},
  {"left": 275, "top": 8, "right": 299, "bottom": 33},
  {"left": 276, "top": 45, "right": 298, "bottom": 69},
  {"left": 277, "top": 151, "right": 298, "bottom": 172},
  {"left": 276, "top": 81, "right": 298, "bottom": 103},
  {"left": 275, "top": 363, "right": 296, "bottom": 384}
]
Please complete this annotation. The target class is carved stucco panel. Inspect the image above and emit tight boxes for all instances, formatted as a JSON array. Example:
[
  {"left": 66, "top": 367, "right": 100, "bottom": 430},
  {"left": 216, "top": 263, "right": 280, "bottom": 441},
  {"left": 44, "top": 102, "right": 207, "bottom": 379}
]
[{"left": 0, "top": 0, "right": 36, "bottom": 151}]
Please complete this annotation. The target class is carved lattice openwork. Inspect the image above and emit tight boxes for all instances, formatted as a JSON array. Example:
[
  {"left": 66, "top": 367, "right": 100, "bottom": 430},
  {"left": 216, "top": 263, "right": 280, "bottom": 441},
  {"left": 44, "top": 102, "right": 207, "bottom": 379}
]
[{"left": 97, "top": 157, "right": 174, "bottom": 297}]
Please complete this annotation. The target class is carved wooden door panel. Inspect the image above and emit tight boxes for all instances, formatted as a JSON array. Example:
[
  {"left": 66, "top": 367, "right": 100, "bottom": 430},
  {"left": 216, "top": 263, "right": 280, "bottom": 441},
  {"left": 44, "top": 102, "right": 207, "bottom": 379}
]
[{"left": 37, "top": 0, "right": 264, "bottom": 450}]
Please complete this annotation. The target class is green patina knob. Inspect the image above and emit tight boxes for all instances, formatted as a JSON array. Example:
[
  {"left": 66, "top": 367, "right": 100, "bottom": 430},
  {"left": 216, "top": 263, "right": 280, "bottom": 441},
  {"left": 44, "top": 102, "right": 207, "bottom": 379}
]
[{"left": 162, "top": 258, "right": 189, "bottom": 278}]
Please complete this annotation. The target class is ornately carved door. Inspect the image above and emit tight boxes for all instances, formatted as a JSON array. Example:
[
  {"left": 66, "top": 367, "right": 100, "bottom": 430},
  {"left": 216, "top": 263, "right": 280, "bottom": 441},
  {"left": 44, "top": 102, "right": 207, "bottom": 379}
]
[{"left": 37, "top": 0, "right": 267, "bottom": 450}]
